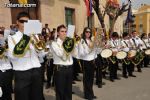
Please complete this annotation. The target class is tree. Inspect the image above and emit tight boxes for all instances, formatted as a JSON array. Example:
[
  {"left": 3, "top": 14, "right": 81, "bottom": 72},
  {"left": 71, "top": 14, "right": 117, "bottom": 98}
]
[{"left": 91, "top": 0, "right": 130, "bottom": 39}]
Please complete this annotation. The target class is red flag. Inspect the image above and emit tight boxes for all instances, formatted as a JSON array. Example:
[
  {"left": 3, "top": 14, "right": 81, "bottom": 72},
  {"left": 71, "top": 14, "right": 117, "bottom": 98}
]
[{"left": 84, "top": 0, "right": 90, "bottom": 16}]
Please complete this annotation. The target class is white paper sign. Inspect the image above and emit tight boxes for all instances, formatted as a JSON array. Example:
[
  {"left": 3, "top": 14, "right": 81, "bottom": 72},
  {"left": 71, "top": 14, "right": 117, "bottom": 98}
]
[
  {"left": 67, "top": 25, "right": 75, "bottom": 38},
  {"left": 4, "top": 29, "right": 10, "bottom": 40},
  {"left": 24, "top": 20, "right": 42, "bottom": 36}
]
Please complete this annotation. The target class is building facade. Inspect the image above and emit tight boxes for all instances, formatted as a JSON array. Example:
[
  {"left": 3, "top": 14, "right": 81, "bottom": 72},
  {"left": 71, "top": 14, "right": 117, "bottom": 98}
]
[
  {"left": 0, "top": 0, "right": 123, "bottom": 35},
  {"left": 135, "top": 5, "right": 150, "bottom": 34}
]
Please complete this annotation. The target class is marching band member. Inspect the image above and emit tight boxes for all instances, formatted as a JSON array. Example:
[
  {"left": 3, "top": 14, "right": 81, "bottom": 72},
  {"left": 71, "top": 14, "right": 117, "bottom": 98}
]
[
  {"left": 141, "top": 33, "right": 150, "bottom": 67},
  {"left": 51, "top": 24, "right": 74, "bottom": 100},
  {"left": 121, "top": 32, "right": 136, "bottom": 78},
  {"left": 72, "top": 34, "right": 81, "bottom": 83},
  {"left": 107, "top": 32, "right": 120, "bottom": 82},
  {"left": 45, "top": 34, "right": 54, "bottom": 89},
  {"left": 35, "top": 34, "right": 47, "bottom": 83},
  {"left": 0, "top": 33, "right": 13, "bottom": 100},
  {"left": 94, "top": 30, "right": 105, "bottom": 88},
  {"left": 79, "top": 27, "right": 97, "bottom": 100},
  {"left": 7, "top": 12, "right": 43, "bottom": 100},
  {"left": 95, "top": 49, "right": 105, "bottom": 88},
  {"left": 130, "top": 31, "right": 143, "bottom": 72}
]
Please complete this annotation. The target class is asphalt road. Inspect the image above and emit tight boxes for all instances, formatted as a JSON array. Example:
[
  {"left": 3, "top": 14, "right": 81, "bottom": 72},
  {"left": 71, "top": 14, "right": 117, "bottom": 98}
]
[{"left": 44, "top": 67, "right": 150, "bottom": 100}]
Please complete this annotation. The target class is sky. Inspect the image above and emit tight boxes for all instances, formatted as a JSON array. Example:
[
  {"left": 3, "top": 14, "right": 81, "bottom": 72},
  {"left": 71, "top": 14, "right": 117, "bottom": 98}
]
[{"left": 120, "top": 0, "right": 150, "bottom": 9}]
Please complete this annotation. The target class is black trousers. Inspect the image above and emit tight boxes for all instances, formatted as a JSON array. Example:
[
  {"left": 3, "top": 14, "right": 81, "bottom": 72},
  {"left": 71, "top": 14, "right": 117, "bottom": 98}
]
[
  {"left": 109, "top": 61, "right": 118, "bottom": 80},
  {"left": 54, "top": 65, "right": 72, "bottom": 100},
  {"left": 14, "top": 68, "right": 43, "bottom": 100},
  {"left": 72, "top": 58, "right": 81, "bottom": 80},
  {"left": 47, "top": 59, "right": 54, "bottom": 84},
  {"left": 41, "top": 62, "right": 45, "bottom": 82},
  {"left": 95, "top": 55, "right": 103, "bottom": 85},
  {"left": 83, "top": 60, "right": 95, "bottom": 99},
  {"left": 144, "top": 56, "right": 149, "bottom": 67},
  {"left": 122, "top": 63, "right": 133, "bottom": 76},
  {"left": 0, "top": 69, "right": 13, "bottom": 100},
  {"left": 137, "top": 62, "right": 142, "bottom": 71}
]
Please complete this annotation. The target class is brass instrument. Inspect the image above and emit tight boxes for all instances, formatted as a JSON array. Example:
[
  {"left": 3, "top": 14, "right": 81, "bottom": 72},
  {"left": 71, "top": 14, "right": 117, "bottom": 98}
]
[
  {"left": 31, "top": 34, "right": 46, "bottom": 51},
  {"left": 0, "top": 41, "right": 9, "bottom": 59},
  {"left": 0, "top": 46, "right": 5, "bottom": 58},
  {"left": 75, "top": 35, "right": 81, "bottom": 43}
]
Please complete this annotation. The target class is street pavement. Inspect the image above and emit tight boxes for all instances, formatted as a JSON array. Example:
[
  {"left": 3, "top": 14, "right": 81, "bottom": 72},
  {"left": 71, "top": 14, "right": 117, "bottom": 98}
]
[{"left": 44, "top": 67, "right": 150, "bottom": 100}]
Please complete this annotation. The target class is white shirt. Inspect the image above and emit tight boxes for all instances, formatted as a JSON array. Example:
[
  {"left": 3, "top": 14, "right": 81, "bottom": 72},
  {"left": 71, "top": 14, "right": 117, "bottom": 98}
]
[
  {"left": 7, "top": 31, "right": 41, "bottom": 71},
  {"left": 79, "top": 39, "right": 97, "bottom": 61},
  {"left": 131, "top": 36, "right": 146, "bottom": 50},
  {"left": 0, "top": 56, "right": 12, "bottom": 71},
  {"left": 142, "top": 39, "right": 150, "bottom": 48},
  {"left": 72, "top": 41, "right": 80, "bottom": 59},
  {"left": 51, "top": 38, "right": 73, "bottom": 66},
  {"left": 108, "top": 39, "right": 121, "bottom": 52},
  {"left": 121, "top": 39, "right": 130, "bottom": 52},
  {"left": 37, "top": 50, "right": 48, "bottom": 63}
]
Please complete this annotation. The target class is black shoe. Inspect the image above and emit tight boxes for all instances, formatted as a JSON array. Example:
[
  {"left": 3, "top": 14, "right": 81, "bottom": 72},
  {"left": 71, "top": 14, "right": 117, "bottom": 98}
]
[
  {"left": 123, "top": 75, "right": 128, "bottom": 78},
  {"left": 75, "top": 78, "right": 81, "bottom": 81},
  {"left": 72, "top": 91, "right": 75, "bottom": 94},
  {"left": 138, "top": 69, "right": 142, "bottom": 72},
  {"left": 45, "top": 83, "right": 51, "bottom": 89},
  {"left": 110, "top": 79, "right": 114, "bottom": 82},
  {"left": 84, "top": 97, "right": 92, "bottom": 100},
  {"left": 97, "top": 84, "right": 102, "bottom": 88},
  {"left": 102, "top": 82, "right": 106, "bottom": 85},
  {"left": 129, "top": 74, "right": 136, "bottom": 77},
  {"left": 72, "top": 81, "right": 76, "bottom": 84},
  {"left": 92, "top": 96, "right": 97, "bottom": 99},
  {"left": 114, "top": 77, "right": 121, "bottom": 80}
]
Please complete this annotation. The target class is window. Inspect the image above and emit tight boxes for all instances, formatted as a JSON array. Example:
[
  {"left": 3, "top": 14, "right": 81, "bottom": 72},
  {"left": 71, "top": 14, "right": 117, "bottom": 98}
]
[
  {"left": 65, "top": 8, "right": 75, "bottom": 26},
  {"left": 139, "top": 24, "right": 143, "bottom": 33}
]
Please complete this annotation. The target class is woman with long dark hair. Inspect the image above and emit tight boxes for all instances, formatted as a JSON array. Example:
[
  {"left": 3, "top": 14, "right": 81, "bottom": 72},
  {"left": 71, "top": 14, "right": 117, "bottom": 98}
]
[{"left": 79, "top": 27, "right": 97, "bottom": 100}]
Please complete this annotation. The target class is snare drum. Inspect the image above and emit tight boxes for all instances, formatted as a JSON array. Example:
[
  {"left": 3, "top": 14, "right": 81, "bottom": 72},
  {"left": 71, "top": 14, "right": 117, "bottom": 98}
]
[
  {"left": 100, "top": 49, "right": 112, "bottom": 58},
  {"left": 116, "top": 51, "right": 127, "bottom": 59}
]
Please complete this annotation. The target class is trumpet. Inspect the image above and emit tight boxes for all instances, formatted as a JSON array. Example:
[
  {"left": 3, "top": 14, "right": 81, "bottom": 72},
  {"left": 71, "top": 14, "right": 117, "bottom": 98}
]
[{"left": 31, "top": 34, "right": 46, "bottom": 51}]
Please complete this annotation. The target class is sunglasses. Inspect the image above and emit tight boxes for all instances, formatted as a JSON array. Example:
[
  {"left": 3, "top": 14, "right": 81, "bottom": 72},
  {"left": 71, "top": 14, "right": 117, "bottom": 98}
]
[
  {"left": 18, "top": 20, "right": 28, "bottom": 23},
  {"left": 85, "top": 31, "right": 91, "bottom": 33}
]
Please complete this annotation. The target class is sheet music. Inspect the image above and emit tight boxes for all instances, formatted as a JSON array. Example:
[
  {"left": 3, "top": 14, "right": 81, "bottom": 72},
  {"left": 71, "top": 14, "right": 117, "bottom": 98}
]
[
  {"left": 24, "top": 20, "right": 42, "bottom": 36},
  {"left": 67, "top": 25, "right": 75, "bottom": 38}
]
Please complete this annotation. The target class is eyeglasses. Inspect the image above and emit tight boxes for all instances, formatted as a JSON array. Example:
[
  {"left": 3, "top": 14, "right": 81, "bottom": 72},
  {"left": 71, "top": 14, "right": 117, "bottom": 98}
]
[
  {"left": 18, "top": 20, "right": 28, "bottom": 23},
  {"left": 85, "top": 31, "right": 91, "bottom": 33}
]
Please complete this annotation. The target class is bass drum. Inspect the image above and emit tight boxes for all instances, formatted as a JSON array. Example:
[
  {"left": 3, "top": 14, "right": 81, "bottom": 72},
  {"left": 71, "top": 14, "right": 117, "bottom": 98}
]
[
  {"left": 100, "top": 49, "right": 112, "bottom": 58},
  {"left": 116, "top": 51, "right": 127, "bottom": 60}
]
